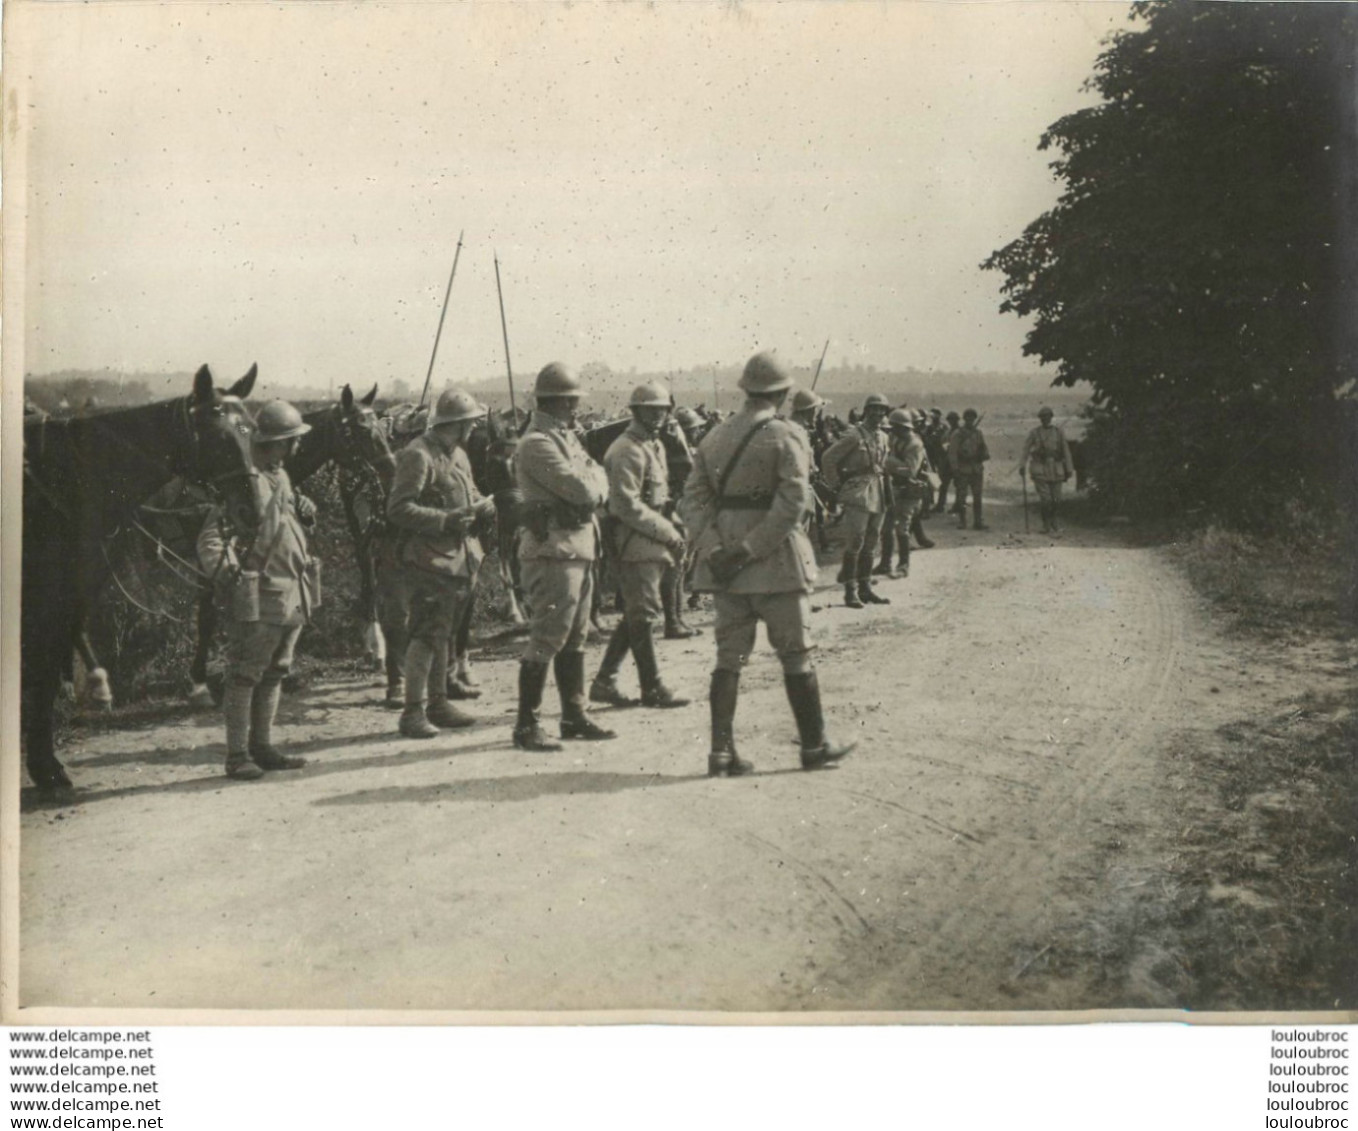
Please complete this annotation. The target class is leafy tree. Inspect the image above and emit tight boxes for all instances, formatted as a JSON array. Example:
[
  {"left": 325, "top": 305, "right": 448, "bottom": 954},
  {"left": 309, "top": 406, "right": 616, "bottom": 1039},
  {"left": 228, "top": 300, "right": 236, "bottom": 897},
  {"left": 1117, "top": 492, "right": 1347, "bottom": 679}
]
[{"left": 984, "top": 1, "right": 1356, "bottom": 528}]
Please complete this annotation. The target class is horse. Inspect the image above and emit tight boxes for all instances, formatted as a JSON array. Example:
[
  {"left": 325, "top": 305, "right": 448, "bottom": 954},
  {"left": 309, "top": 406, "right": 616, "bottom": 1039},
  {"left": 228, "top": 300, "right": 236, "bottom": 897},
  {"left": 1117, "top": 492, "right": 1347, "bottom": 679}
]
[
  {"left": 22, "top": 365, "right": 262, "bottom": 791},
  {"left": 133, "top": 384, "right": 396, "bottom": 706}
]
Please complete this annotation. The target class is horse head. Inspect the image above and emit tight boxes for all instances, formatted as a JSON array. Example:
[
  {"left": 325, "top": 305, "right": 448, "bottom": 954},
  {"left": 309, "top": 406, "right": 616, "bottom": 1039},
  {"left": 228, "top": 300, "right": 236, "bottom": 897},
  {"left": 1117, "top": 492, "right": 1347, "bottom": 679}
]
[
  {"left": 187, "top": 364, "right": 261, "bottom": 530},
  {"left": 330, "top": 383, "right": 397, "bottom": 490}
]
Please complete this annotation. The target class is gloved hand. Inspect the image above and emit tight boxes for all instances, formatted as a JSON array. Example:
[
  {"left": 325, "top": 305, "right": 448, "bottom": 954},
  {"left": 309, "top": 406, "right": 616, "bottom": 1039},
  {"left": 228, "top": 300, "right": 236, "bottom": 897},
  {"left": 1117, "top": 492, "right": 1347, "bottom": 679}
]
[{"left": 707, "top": 543, "right": 752, "bottom": 585}]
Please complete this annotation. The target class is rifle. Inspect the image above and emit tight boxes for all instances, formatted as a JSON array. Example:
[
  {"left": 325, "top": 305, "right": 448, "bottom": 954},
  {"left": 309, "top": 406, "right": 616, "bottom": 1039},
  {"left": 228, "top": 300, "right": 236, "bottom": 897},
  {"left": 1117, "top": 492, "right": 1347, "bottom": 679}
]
[
  {"left": 810, "top": 339, "right": 830, "bottom": 391},
  {"left": 418, "top": 231, "right": 464, "bottom": 410}
]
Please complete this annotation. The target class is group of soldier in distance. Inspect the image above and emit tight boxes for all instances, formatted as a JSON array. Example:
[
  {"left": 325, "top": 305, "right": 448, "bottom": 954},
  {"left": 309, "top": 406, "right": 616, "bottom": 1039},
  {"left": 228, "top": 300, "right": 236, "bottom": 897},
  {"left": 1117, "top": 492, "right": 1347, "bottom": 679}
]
[{"left": 30, "top": 352, "right": 1077, "bottom": 788}]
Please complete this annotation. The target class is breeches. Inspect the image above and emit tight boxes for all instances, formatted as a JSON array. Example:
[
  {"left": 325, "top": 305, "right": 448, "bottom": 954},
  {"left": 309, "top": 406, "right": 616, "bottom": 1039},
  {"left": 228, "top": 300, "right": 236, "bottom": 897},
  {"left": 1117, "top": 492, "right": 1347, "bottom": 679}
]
[
  {"left": 226, "top": 621, "right": 302, "bottom": 688},
  {"left": 840, "top": 505, "right": 883, "bottom": 557},
  {"left": 618, "top": 560, "right": 665, "bottom": 631},
  {"left": 890, "top": 494, "right": 923, "bottom": 535},
  {"left": 955, "top": 469, "right": 984, "bottom": 507},
  {"left": 713, "top": 591, "right": 815, "bottom": 675},
  {"left": 1033, "top": 478, "right": 1063, "bottom": 507},
  {"left": 406, "top": 571, "right": 470, "bottom": 648},
  {"left": 521, "top": 558, "right": 594, "bottom": 663}
]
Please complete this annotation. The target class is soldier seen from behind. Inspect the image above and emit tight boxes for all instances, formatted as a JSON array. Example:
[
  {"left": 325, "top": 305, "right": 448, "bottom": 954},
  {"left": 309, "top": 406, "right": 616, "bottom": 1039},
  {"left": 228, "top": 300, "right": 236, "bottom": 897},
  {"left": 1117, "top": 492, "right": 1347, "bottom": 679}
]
[
  {"left": 822, "top": 393, "right": 892, "bottom": 608},
  {"left": 1021, "top": 406, "right": 1075, "bottom": 535},
  {"left": 386, "top": 387, "right": 497, "bottom": 739},
  {"left": 513, "top": 362, "right": 615, "bottom": 751},
  {"left": 198, "top": 400, "right": 319, "bottom": 781},
  {"left": 948, "top": 408, "right": 991, "bottom": 531},
  {"left": 680, "top": 351, "right": 855, "bottom": 777},
  {"left": 589, "top": 382, "right": 693, "bottom": 710}
]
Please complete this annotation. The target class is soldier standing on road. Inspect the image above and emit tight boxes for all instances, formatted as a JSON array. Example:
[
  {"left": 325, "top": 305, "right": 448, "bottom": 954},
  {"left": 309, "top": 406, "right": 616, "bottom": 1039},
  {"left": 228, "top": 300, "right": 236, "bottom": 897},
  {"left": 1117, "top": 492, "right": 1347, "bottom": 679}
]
[
  {"left": 386, "top": 388, "right": 497, "bottom": 739},
  {"left": 1020, "top": 406, "right": 1075, "bottom": 535},
  {"left": 934, "top": 410, "right": 961, "bottom": 515},
  {"left": 680, "top": 351, "right": 855, "bottom": 777},
  {"left": 948, "top": 408, "right": 991, "bottom": 531},
  {"left": 198, "top": 401, "right": 319, "bottom": 781},
  {"left": 589, "top": 383, "right": 693, "bottom": 710},
  {"left": 822, "top": 393, "right": 892, "bottom": 608},
  {"left": 512, "top": 362, "right": 616, "bottom": 751},
  {"left": 659, "top": 409, "right": 701, "bottom": 640},
  {"left": 882, "top": 410, "right": 932, "bottom": 579}
]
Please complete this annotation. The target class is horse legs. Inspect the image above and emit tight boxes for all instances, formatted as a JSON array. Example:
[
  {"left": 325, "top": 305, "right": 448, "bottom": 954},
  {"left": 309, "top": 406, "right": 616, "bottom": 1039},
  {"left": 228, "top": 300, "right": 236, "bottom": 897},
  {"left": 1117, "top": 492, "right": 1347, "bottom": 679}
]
[
  {"left": 24, "top": 631, "right": 73, "bottom": 791},
  {"left": 188, "top": 586, "right": 217, "bottom": 707},
  {"left": 71, "top": 624, "right": 113, "bottom": 710},
  {"left": 497, "top": 513, "right": 528, "bottom": 625},
  {"left": 344, "top": 488, "right": 385, "bottom": 671},
  {"left": 374, "top": 557, "right": 410, "bottom": 708}
]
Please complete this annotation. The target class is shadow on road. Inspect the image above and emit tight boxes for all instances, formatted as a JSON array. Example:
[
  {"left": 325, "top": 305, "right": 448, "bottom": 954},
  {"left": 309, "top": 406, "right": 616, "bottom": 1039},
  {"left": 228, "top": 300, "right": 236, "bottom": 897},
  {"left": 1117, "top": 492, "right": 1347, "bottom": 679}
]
[{"left": 313, "top": 768, "right": 708, "bottom": 807}]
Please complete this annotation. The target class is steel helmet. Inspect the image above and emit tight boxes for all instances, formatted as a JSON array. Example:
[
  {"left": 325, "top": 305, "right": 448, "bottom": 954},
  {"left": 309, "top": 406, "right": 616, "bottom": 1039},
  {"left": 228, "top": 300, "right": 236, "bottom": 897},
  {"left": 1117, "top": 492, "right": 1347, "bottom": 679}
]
[
  {"left": 674, "top": 407, "right": 702, "bottom": 429},
  {"left": 738, "top": 351, "right": 792, "bottom": 394},
  {"left": 254, "top": 400, "right": 311, "bottom": 442},
  {"left": 629, "top": 381, "right": 672, "bottom": 408},
  {"left": 534, "top": 362, "right": 584, "bottom": 398},
  {"left": 790, "top": 388, "right": 826, "bottom": 413},
  {"left": 862, "top": 394, "right": 890, "bottom": 413},
  {"left": 888, "top": 408, "right": 914, "bottom": 429},
  {"left": 963, "top": 408, "right": 979, "bottom": 421},
  {"left": 429, "top": 387, "right": 487, "bottom": 426},
  {"left": 1038, "top": 406, "right": 1054, "bottom": 420}
]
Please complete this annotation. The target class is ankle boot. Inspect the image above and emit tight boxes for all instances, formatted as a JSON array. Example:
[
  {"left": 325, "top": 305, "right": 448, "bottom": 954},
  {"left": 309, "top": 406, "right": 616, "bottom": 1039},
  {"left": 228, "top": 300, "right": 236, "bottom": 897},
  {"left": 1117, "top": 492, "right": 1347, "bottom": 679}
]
[
  {"left": 844, "top": 581, "right": 864, "bottom": 609},
  {"left": 426, "top": 641, "right": 476, "bottom": 728},
  {"left": 632, "top": 628, "right": 689, "bottom": 708},
  {"left": 858, "top": 579, "right": 891, "bottom": 605},
  {"left": 513, "top": 660, "right": 562, "bottom": 751},
  {"left": 556, "top": 651, "right": 617, "bottom": 740},
  {"left": 249, "top": 679, "right": 305, "bottom": 769},
  {"left": 399, "top": 639, "right": 439, "bottom": 739},
  {"left": 708, "top": 670, "right": 752, "bottom": 777},
  {"left": 224, "top": 682, "right": 263, "bottom": 780},
  {"left": 784, "top": 672, "right": 856, "bottom": 770}
]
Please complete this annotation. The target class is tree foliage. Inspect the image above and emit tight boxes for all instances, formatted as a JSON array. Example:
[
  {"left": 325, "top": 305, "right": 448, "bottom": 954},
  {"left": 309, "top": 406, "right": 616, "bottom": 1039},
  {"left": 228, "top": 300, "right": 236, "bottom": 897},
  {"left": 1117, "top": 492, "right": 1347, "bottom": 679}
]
[{"left": 984, "top": 1, "right": 1356, "bottom": 526}]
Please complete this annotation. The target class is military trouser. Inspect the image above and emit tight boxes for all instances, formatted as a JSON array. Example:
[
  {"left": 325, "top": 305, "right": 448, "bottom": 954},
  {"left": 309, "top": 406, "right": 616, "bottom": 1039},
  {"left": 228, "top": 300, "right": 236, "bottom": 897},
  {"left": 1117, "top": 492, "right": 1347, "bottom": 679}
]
[
  {"left": 520, "top": 558, "right": 595, "bottom": 664},
  {"left": 713, "top": 591, "right": 815, "bottom": 675},
  {"left": 840, "top": 505, "right": 884, "bottom": 582},
  {"left": 223, "top": 620, "right": 303, "bottom": 759},
  {"left": 1033, "top": 478, "right": 1063, "bottom": 529},
  {"left": 954, "top": 469, "right": 985, "bottom": 526},
  {"left": 402, "top": 572, "right": 471, "bottom": 713},
  {"left": 597, "top": 559, "right": 668, "bottom": 690}
]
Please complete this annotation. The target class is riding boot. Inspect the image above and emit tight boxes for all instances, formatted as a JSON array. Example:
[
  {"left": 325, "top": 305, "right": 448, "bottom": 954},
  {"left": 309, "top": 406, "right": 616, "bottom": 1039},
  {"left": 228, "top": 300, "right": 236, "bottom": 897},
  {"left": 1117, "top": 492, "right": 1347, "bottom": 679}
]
[
  {"left": 557, "top": 651, "right": 617, "bottom": 740},
  {"left": 399, "top": 639, "right": 440, "bottom": 739},
  {"left": 911, "top": 512, "right": 935, "bottom": 549},
  {"left": 384, "top": 619, "right": 408, "bottom": 709},
  {"left": 842, "top": 554, "right": 863, "bottom": 607},
  {"left": 513, "top": 660, "right": 562, "bottom": 751},
  {"left": 873, "top": 536, "right": 894, "bottom": 577},
  {"left": 661, "top": 568, "right": 696, "bottom": 639},
  {"left": 895, "top": 532, "right": 912, "bottom": 579},
  {"left": 590, "top": 620, "right": 640, "bottom": 707},
  {"left": 672, "top": 569, "right": 701, "bottom": 636},
  {"left": 632, "top": 627, "right": 690, "bottom": 708},
  {"left": 427, "top": 641, "right": 476, "bottom": 729},
  {"left": 708, "top": 670, "right": 753, "bottom": 777},
  {"left": 224, "top": 682, "right": 263, "bottom": 780},
  {"left": 784, "top": 672, "right": 856, "bottom": 770}
]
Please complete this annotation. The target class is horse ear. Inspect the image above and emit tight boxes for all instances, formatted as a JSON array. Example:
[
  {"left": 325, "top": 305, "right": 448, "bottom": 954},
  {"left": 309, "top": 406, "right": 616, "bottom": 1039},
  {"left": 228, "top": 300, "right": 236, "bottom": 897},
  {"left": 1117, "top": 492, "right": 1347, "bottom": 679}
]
[
  {"left": 226, "top": 364, "right": 258, "bottom": 401},
  {"left": 192, "top": 365, "right": 214, "bottom": 403},
  {"left": 341, "top": 384, "right": 354, "bottom": 410},
  {"left": 362, "top": 384, "right": 378, "bottom": 406}
]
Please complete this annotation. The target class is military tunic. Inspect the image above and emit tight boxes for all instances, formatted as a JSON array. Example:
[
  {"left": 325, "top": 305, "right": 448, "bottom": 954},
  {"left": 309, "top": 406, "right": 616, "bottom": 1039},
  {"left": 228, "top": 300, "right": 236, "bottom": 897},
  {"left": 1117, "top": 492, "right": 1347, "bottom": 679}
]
[
  {"left": 884, "top": 430, "right": 930, "bottom": 535},
  {"left": 822, "top": 421, "right": 890, "bottom": 562},
  {"left": 515, "top": 409, "right": 609, "bottom": 661},
  {"left": 948, "top": 423, "right": 990, "bottom": 519},
  {"left": 386, "top": 430, "right": 487, "bottom": 646},
  {"left": 604, "top": 421, "right": 681, "bottom": 634},
  {"left": 679, "top": 401, "right": 818, "bottom": 675},
  {"left": 1022, "top": 423, "right": 1074, "bottom": 511},
  {"left": 199, "top": 463, "right": 316, "bottom": 688}
]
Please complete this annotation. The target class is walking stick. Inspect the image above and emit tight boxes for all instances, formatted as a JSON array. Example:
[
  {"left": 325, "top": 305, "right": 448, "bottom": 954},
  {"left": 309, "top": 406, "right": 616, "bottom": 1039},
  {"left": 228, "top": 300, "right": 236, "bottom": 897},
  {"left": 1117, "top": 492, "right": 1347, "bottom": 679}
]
[
  {"left": 418, "top": 230, "right": 465, "bottom": 409},
  {"left": 1020, "top": 467, "right": 1030, "bottom": 533},
  {"left": 493, "top": 251, "right": 517, "bottom": 421}
]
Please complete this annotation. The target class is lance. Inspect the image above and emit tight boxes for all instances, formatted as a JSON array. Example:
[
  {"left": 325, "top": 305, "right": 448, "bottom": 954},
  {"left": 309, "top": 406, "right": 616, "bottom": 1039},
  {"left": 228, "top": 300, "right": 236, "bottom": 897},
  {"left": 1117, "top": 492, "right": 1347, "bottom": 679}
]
[
  {"left": 810, "top": 338, "right": 830, "bottom": 391},
  {"left": 493, "top": 251, "right": 518, "bottom": 421},
  {"left": 418, "top": 230, "right": 464, "bottom": 410}
]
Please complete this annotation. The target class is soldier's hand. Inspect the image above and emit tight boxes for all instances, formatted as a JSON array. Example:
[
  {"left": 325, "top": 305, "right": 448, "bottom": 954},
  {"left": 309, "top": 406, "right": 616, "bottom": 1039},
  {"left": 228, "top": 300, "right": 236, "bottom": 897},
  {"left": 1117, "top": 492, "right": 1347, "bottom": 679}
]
[
  {"left": 475, "top": 496, "right": 498, "bottom": 520},
  {"left": 442, "top": 509, "right": 473, "bottom": 535},
  {"left": 295, "top": 494, "right": 318, "bottom": 527},
  {"left": 708, "top": 543, "right": 752, "bottom": 585}
]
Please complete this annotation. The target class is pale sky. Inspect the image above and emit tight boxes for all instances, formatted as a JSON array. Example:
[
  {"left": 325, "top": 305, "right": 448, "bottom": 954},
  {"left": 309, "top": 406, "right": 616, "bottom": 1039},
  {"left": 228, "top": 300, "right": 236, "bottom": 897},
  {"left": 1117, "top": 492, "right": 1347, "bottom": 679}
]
[{"left": 11, "top": 0, "right": 1131, "bottom": 392}]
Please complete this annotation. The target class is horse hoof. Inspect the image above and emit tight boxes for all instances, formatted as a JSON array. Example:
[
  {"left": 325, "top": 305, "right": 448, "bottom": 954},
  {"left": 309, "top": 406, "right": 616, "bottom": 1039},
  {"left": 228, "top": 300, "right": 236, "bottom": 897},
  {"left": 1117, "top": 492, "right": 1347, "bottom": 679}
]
[
  {"left": 31, "top": 765, "right": 74, "bottom": 792},
  {"left": 88, "top": 668, "right": 114, "bottom": 708},
  {"left": 187, "top": 684, "right": 215, "bottom": 709}
]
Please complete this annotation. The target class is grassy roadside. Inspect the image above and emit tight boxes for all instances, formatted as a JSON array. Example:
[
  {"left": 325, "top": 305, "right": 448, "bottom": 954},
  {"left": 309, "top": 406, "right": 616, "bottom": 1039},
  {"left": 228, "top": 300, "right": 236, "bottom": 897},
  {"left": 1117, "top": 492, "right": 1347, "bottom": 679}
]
[{"left": 1161, "top": 525, "right": 1356, "bottom": 1010}]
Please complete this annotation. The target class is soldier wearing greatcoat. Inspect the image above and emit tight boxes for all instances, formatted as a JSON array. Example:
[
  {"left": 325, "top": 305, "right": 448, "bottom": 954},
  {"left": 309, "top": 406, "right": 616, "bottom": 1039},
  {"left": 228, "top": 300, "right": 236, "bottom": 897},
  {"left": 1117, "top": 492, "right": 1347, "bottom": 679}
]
[
  {"left": 386, "top": 387, "right": 496, "bottom": 738},
  {"left": 822, "top": 394, "right": 892, "bottom": 608},
  {"left": 680, "top": 351, "right": 855, "bottom": 778},
  {"left": 512, "top": 363, "right": 615, "bottom": 751},
  {"left": 589, "top": 382, "right": 692, "bottom": 710},
  {"left": 198, "top": 400, "right": 319, "bottom": 781}
]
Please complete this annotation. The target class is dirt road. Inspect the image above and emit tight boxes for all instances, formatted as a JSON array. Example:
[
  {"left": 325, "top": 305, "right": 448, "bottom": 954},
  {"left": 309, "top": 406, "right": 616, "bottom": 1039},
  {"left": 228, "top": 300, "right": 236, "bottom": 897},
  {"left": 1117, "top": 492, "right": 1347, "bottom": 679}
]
[{"left": 18, "top": 479, "right": 1348, "bottom": 1015}]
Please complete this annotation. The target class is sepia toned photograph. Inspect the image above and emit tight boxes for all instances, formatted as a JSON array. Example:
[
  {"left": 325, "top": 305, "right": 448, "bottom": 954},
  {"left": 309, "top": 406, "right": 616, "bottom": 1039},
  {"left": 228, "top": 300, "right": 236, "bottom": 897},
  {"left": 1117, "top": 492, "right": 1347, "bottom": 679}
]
[{"left": 4, "top": 0, "right": 1354, "bottom": 1021}]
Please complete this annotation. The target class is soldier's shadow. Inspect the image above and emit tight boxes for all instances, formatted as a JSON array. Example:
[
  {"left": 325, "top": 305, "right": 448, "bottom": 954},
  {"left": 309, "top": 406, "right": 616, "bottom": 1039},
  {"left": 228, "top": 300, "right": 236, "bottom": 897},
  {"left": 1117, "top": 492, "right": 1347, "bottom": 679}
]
[{"left": 314, "top": 768, "right": 706, "bottom": 807}]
